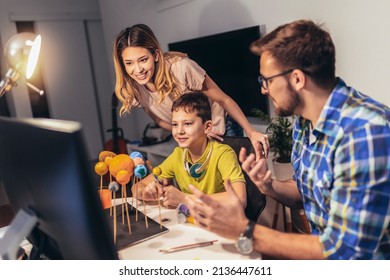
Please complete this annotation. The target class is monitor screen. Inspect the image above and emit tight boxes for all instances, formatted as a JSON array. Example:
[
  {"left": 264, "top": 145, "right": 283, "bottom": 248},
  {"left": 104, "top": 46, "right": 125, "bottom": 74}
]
[
  {"left": 168, "top": 25, "right": 269, "bottom": 119},
  {"left": 0, "top": 117, "right": 118, "bottom": 259}
]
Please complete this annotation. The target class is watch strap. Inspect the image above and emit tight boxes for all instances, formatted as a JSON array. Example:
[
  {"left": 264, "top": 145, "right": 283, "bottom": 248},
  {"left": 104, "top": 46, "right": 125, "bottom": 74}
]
[{"left": 242, "top": 220, "right": 256, "bottom": 239}]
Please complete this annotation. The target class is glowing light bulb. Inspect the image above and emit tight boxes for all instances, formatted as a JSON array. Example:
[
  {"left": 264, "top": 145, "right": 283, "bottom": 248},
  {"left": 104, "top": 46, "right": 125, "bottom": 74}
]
[{"left": 26, "top": 35, "right": 41, "bottom": 79}]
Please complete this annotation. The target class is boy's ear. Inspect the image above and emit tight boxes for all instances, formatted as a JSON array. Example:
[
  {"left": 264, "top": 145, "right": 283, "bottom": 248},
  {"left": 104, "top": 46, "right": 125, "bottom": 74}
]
[{"left": 204, "top": 120, "right": 213, "bottom": 134}]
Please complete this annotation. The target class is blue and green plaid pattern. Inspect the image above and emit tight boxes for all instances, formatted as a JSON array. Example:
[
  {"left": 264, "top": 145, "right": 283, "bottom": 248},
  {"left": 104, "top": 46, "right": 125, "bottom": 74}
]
[{"left": 292, "top": 78, "right": 390, "bottom": 259}]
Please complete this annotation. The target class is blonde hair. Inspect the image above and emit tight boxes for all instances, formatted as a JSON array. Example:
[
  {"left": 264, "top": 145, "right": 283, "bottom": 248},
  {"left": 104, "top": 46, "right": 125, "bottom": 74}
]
[{"left": 113, "top": 24, "right": 186, "bottom": 116}]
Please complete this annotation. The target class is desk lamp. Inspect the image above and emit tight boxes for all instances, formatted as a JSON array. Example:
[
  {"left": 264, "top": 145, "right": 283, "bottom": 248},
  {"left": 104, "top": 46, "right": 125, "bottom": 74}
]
[{"left": 0, "top": 32, "right": 43, "bottom": 97}]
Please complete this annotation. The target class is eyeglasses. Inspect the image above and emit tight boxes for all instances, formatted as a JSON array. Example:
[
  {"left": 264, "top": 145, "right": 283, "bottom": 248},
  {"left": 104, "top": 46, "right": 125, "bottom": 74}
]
[{"left": 258, "top": 69, "right": 294, "bottom": 90}]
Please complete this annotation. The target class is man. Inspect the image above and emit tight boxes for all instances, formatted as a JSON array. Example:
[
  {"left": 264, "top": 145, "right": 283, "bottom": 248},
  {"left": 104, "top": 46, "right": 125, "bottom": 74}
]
[{"left": 186, "top": 19, "right": 390, "bottom": 259}]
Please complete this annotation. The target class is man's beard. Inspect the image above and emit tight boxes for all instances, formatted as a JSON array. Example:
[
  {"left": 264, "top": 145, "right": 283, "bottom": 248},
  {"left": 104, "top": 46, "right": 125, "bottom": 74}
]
[{"left": 275, "top": 82, "right": 300, "bottom": 117}]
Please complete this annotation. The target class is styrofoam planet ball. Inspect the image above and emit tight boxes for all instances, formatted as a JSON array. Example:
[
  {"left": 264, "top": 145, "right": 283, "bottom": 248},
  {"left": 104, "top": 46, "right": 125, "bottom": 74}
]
[
  {"left": 134, "top": 164, "right": 147, "bottom": 178},
  {"left": 108, "top": 181, "right": 120, "bottom": 192},
  {"left": 133, "top": 157, "right": 145, "bottom": 166},
  {"left": 104, "top": 156, "right": 113, "bottom": 167},
  {"left": 129, "top": 151, "right": 143, "bottom": 159},
  {"left": 99, "top": 150, "right": 116, "bottom": 162},
  {"left": 94, "top": 161, "right": 108, "bottom": 175},
  {"left": 153, "top": 167, "right": 162, "bottom": 176},
  {"left": 109, "top": 154, "right": 134, "bottom": 177},
  {"left": 116, "top": 169, "right": 131, "bottom": 185}
]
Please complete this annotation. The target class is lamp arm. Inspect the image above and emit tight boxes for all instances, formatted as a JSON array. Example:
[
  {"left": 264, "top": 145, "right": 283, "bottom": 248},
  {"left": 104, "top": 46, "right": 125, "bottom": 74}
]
[
  {"left": 1, "top": 69, "right": 44, "bottom": 96},
  {"left": 0, "top": 69, "right": 19, "bottom": 97},
  {"left": 26, "top": 82, "right": 45, "bottom": 96}
]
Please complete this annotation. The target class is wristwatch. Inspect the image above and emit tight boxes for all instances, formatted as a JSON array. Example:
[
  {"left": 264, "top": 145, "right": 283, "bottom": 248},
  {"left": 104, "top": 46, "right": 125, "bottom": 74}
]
[{"left": 236, "top": 220, "right": 256, "bottom": 254}]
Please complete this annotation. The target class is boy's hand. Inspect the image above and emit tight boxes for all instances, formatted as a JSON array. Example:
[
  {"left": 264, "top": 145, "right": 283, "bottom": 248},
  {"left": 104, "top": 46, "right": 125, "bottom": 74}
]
[
  {"left": 143, "top": 181, "right": 164, "bottom": 200},
  {"left": 162, "top": 186, "right": 185, "bottom": 207}
]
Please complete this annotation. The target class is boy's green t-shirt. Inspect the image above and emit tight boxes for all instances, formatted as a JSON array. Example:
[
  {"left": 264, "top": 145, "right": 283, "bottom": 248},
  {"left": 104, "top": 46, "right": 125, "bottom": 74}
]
[{"left": 158, "top": 140, "right": 245, "bottom": 194}]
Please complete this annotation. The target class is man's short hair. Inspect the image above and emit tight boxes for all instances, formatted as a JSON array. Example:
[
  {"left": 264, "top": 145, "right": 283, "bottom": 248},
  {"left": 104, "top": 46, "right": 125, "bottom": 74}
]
[{"left": 250, "top": 19, "right": 336, "bottom": 89}]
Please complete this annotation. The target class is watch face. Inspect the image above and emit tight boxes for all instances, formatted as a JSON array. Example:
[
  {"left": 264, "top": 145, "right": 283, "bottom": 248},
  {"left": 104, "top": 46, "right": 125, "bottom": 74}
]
[{"left": 236, "top": 236, "right": 253, "bottom": 254}]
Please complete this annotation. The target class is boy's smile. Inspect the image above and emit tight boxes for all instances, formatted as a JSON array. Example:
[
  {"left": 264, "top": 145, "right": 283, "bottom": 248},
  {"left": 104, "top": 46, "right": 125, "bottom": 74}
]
[{"left": 171, "top": 109, "right": 211, "bottom": 158}]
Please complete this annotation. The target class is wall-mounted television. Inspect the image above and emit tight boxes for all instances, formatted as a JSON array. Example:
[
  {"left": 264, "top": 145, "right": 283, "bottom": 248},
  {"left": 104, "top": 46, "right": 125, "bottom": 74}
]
[{"left": 168, "top": 25, "right": 269, "bottom": 119}]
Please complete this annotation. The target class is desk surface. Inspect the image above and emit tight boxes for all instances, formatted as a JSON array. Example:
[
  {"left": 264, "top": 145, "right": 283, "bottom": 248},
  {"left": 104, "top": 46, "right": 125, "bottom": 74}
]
[
  {"left": 118, "top": 199, "right": 261, "bottom": 260},
  {"left": 0, "top": 198, "right": 261, "bottom": 260}
]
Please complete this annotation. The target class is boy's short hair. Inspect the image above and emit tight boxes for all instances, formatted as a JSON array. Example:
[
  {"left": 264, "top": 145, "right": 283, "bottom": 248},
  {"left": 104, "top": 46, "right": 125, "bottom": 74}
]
[{"left": 171, "top": 92, "right": 212, "bottom": 123}]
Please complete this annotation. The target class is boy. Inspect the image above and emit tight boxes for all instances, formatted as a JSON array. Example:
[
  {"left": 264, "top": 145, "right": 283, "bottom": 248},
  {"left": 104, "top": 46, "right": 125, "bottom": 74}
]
[{"left": 133, "top": 92, "right": 247, "bottom": 208}]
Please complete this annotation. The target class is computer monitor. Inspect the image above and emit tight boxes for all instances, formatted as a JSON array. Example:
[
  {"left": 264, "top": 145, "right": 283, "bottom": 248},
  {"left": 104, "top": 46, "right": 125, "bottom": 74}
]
[{"left": 0, "top": 117, "right": 118, "bottom": 259}]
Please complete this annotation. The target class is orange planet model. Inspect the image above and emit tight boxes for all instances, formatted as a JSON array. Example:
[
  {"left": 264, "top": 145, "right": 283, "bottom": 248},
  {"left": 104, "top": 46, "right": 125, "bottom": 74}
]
[
  {"left": 109, "top": 154, "right": 134, "bottom": 177},
  {"left": 104, "top": 156, "right": 113, "bottom": 166},
  {"left": 94, "top": 161, "right": 108, "bottom": 175},
  {"left": 116, "top": 169, "right": 131, "bottom": 185},
  {"left": 99, "top": 150, "right": 116, "bottom": 162}
]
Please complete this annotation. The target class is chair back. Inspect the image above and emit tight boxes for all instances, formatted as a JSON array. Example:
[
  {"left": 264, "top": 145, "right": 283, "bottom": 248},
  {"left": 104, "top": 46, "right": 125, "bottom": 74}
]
[{"left": 221, "top": 136, "right": 266, "bottom": 222}]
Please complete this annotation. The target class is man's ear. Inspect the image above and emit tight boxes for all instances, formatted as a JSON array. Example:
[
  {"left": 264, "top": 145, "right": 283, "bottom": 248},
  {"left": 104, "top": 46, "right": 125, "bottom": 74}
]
[
  {"left": 290, "top": 69, "right": 306, "bottom": 91},
  {"left": 204, "top": 120, "right": 213, "bottom": 134}
]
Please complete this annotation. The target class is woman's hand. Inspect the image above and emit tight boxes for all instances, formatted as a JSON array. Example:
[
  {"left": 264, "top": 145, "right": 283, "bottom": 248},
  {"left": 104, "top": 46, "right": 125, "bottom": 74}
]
[
  {"left": 207, "top": 128, "right": 224, "bottom": 142},
  {"left": 207, "top": 128, "right": 270, "bottom": 162},
  {"left": 248, "top": 131, "right": 269, "bottom": 160},
  {"left": 239, "top": 147, "right": 273, "bottom": 195}
]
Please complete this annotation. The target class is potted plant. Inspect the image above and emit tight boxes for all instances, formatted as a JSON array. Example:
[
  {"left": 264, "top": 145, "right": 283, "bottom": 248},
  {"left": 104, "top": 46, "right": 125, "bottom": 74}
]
[{"left": 251, "top": 109, "right": 294, "bottom": 181}]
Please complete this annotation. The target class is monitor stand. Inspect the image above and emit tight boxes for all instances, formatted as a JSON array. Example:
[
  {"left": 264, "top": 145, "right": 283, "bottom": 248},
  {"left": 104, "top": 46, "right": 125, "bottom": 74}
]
[{"left": 0, "top": 208, "right": 37, "bottom": 260}]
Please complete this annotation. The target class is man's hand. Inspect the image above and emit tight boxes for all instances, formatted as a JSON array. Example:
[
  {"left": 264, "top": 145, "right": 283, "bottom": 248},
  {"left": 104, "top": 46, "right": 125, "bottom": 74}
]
[{"left": 185, "top": 180, "right": 248, "bottom": 240}]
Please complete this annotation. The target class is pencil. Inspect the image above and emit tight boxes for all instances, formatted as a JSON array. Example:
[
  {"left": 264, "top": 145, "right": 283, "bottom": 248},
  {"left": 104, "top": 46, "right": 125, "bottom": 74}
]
[{"left": 159, "top": 240, "right": 218, "bottom": 253}]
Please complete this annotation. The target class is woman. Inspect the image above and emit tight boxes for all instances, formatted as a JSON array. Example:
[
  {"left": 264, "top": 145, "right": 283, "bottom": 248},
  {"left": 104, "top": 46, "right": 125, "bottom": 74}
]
[{"left": 113, "top": 24, "right": 269, "bottom": 159}]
